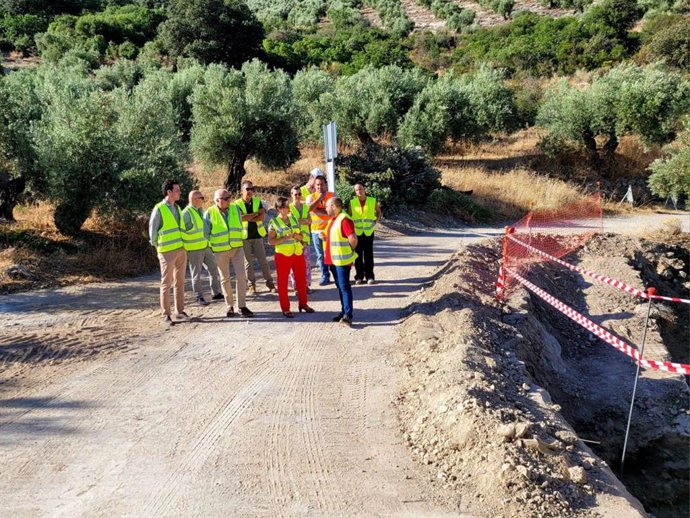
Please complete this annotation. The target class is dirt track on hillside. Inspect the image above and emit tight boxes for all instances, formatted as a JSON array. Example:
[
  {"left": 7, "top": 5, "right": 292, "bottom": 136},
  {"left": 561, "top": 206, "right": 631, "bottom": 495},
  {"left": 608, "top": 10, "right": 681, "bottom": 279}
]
[{"left": 0, "top": 212, "right": 686, "bottom": 516}]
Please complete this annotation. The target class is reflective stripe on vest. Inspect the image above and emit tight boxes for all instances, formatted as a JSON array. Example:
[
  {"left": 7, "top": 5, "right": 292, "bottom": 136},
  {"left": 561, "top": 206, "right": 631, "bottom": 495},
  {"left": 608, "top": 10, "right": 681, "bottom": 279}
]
[
  {"left": 182, "top": 206, "right": 208, "bottom": 251},
  {"left": 289, "top": 202, "right": 311, "bottom": 245},
  {"left": 236, "top": 197, "right": 267, "bottom": 238},
  {"left": 309, "top": 191, "right": 333, "bottom": 231},
  {"left": 207, "top": 205, "right": 243, "bottom": 253},
  {"left": 155, "top": 201, "right": 184, "bottom": 253},
  {"left": 326, "top": 213, "right": 357, "bottom": 266},
  {"left": 272, "top": 215, "right": 303, "bottom": 257},
  {"left": 350, "top": 196, "right": 377, "bottom": 236}
]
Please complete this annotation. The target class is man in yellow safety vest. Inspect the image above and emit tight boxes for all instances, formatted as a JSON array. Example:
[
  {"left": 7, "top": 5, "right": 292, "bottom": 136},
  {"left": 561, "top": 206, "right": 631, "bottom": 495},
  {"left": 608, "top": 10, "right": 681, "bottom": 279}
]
[
  {"left": 349, "top": 183, "right": 382, "bottom": 285},
  {"left": 182, "top": 190, "right": 222, "bottom": 306},
  {"left": 148, "top": 178, "right": 189, "bottom": 327},
  {"left": 323, "top": 197, "right": 358, "bottom": 326},
  {"left": 203, "top": 189, "right": 254, "bottom": 318},
  {"left": 236, "top": 181, "right": 276, "bottom": 295}
]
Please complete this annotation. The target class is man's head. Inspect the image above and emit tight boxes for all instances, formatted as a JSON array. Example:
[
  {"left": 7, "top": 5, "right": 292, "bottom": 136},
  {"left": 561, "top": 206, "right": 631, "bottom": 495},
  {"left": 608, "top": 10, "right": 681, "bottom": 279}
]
[
  {"left": 306, "top": 167, "right": 324, "bottom": 190},
  {"left": 162, "top": 179, "right": 181, "bottom": 202},
  {"left": 214, "top": 189, "right": 231, "bottom": 211},
  {"left": 354, "top": 183, "right": 366, "bottom": 199},
  {"left": 241, "top": 181, "right": 255, "bottom": 202},
  {"left": 326, "top": 197, "right": 343, "bottom": 218},
  {"left": 314, "top": 176, "right": 327, "bottom": 194},
  {"left": 189, "top": 190, "right": 205, "bottom": 209}
]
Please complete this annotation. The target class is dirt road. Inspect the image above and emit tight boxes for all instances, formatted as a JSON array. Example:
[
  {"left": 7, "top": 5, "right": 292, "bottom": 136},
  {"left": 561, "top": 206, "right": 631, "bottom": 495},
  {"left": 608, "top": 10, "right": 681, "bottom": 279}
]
[{"left": 0, "top": 213, "right": 686, "bottom": 517}]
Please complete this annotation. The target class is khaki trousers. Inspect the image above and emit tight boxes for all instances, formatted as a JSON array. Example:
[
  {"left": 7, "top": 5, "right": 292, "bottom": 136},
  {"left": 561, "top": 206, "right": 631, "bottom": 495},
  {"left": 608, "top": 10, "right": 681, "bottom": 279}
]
[
  {"left": 215, "top": 247, "right": 247, "bottom": 309},
  {"left": 157, "top": 247, "right": 187, "bottom": 316},
  {"left": 243, "top": 238, "right": 274, "bottom": 288}
]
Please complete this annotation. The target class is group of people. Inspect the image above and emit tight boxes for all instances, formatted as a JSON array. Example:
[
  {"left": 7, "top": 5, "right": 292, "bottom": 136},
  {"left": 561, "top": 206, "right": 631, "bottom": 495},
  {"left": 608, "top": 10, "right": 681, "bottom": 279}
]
[{"left": 149, "top": 168, "right": 382, "bottom": 327}]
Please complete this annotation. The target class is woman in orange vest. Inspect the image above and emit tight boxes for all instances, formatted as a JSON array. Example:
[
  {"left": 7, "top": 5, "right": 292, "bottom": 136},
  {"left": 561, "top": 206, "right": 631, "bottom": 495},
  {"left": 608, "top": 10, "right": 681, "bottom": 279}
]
[{"left": 267, "top": 197, "right": 315, "bottom": 318}]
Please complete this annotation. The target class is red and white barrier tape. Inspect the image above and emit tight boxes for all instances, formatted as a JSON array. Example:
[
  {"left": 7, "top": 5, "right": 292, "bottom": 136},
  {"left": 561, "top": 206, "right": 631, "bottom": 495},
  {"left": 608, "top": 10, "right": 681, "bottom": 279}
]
[
  {"left": 508, "top": 269, "right": 690, "bottom": 376},
  {"left": 507, "top": 235, "right": 690, "bottom": 304}
]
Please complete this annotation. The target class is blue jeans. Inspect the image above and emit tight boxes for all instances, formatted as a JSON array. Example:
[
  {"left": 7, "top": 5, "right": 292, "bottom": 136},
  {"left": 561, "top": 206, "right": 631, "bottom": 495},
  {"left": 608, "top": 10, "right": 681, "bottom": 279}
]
[
  {"left": 329, "top": 264, "right": 353, "bottom": 319},
  {"left": 312, "top": 232, "right": 330, "bottom": 282}
]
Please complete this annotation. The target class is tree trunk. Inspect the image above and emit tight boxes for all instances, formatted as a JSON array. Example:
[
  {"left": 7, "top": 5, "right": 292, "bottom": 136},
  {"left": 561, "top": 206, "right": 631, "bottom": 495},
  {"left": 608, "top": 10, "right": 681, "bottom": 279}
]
[
  {"left": 582, "top": 129, "right": 600, "bottom": 166},
  {"left": 603, "top": 131, "right": 618, "bottom": 158},
  {"left": 356, "top": 131, "right": 375, "bottom": 148},
  {"left": 225, "top": 151, "right": 249, "bottom": 194},
  {"left": 0, "top": 175, "right": 25, "bottom": 222}
]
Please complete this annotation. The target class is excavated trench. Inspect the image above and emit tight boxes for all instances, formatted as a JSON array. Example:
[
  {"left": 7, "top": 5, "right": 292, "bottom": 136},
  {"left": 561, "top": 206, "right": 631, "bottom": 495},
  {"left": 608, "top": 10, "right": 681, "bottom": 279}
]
[{"left": 510, "top": 239, "right": 689, "bottom": 518}]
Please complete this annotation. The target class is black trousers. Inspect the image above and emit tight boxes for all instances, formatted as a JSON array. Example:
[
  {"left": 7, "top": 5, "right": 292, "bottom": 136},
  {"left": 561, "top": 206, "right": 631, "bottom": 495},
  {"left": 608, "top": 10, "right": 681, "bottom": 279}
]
[{"left": 354, "top": 233, "right": 375, "bottom": 281}]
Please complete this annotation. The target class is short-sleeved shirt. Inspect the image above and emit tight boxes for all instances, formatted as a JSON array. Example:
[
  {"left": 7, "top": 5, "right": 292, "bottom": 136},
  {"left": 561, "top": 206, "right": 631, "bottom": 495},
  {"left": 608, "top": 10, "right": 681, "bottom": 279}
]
[{"left": 324, "top": 216, "right": 355, "bottom": 266}]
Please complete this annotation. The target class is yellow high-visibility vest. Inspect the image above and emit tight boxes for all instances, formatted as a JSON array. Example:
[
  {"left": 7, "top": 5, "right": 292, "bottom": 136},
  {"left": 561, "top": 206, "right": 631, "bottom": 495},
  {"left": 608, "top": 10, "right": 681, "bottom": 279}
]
[
  {"left": 271, "top": 215, "right": 304, "bottom": 257},
  {"left": 289, "top": 202, "right": 311, "bottom": 245},
  {"left": 236, "top": 197, "right": 267, "bottom": 238},
  {"left": 207, "top": 204, "right": 243, "bottom": 252},
  {"left": 155, "top": 201, "right": 184, "bottom": 253},
  {"left": 349, "top": 196, "right": 377, "bottom": 237},
  {"left": 182, "top": 206, "right": 208, "bottom": 251},
  {"left": 325, "top": 213, "right": 357, "bottom": 266}
]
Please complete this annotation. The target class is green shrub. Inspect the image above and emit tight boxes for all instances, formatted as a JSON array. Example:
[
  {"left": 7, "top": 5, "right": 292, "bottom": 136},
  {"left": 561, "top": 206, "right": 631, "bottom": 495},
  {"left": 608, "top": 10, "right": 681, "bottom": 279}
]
[
  {"left": 648, "top": 118, "right": 690, "bottom": 200},
  {"left": 427, "top": 186, "right": 491, "bottom": 222},
  {"left": 0, "top": 12, "right": 48, "bottom": 54},
  {"left": 337, "top": 143, "right": 441, "bottom": 208}
]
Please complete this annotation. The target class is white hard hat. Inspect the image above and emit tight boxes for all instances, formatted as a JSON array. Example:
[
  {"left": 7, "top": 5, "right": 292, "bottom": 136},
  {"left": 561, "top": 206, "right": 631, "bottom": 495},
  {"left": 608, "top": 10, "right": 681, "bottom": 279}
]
[{"left": 310, "top": 167, "right": 324, "bottom": 178}]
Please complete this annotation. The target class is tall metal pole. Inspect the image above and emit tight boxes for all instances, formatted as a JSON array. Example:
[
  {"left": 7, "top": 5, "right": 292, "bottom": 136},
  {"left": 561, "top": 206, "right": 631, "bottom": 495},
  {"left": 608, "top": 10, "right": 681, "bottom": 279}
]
[{"left": 620, "top": 287, "right": 656, "bottom": 478}]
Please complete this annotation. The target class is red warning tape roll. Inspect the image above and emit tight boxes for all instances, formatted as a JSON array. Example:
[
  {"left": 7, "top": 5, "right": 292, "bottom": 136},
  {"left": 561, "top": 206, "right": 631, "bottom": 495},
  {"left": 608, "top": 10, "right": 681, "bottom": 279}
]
[{"left": 508, "top": 269, "right": 690, "bottom": 376}]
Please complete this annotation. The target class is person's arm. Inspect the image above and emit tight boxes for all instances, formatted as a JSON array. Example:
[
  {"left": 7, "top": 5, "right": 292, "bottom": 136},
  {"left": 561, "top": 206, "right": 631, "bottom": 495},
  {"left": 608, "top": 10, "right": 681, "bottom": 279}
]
[
  {"left": 149, "top": 206, "right": 161, "bottom": 247},
  {"left": 308, "top": 193, "right": 326, "bottom": 213},
  {"left": 375, "top": 201, "right": 382, "bottom": 223},
  {"left": 202, "top": 211, "right": 211, "bottom": 240},
  {"left": 182, "top": 209, "right": 193, "bottom": 231},
  {"left": 343, "top": 218, "right": 358, "bottom": 249},
  {"left": 267, "top": 228, "right": 280, "bottom": 246}
]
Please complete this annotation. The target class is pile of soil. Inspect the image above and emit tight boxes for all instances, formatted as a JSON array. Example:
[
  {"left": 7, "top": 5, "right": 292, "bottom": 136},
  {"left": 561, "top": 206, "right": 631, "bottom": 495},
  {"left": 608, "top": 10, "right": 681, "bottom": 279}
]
[{"left": 394, "top": 233, "right": 689, "bottom": 517}]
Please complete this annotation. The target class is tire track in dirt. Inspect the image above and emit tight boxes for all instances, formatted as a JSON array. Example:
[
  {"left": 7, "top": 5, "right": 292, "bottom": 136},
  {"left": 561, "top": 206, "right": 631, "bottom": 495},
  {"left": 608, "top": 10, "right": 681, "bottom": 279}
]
[
  {"left": 145, "top": 338, "right": 299, "bottom": 517},
  {"left": 259, "top": 325, "right": 342, "bottom": 514},
  {"left": 3, "top": 340, "right": 192, "bottom": 488}
]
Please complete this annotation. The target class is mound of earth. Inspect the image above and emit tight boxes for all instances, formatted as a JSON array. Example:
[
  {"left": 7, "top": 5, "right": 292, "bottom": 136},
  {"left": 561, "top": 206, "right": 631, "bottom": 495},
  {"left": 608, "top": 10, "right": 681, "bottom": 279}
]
[{"left": 394, "top": 233, "right": 689, "bottom": 517}]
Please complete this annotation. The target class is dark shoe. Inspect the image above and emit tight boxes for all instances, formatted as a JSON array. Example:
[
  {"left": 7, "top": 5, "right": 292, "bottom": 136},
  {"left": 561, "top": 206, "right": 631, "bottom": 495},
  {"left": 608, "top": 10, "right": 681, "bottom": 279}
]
[
  {"left": 318, "top": 278, "right": 331, "bottom": 286},
  {"left": 354, "top": 279, "right": 364, "bottom": 285},
  {"left": 298, "top": 304, "right": 315, "bottom": 313},
  {"left": 267, "top": 284, "right": 277, "bottom": 293},
  {"left": 226, "top": 306, "right": 236, "bottom": 318},
  {"left": 239, "top": 306, "right": 254, "bottom": 318},
  {"left": 306, "top": 287, "right": 314, "bottom": 295},
  {"left": 282, "top": 311, "right": 294, "bottom": 318},
  {"left": 197, "top": 296, "right": 210, "bottom": 306},
  {"left": 340, "top": 316, "right": 352, "bottom": 327},
  {"left": 367, "top": 279, "right": 376, "bottom": 285},
  {"left": 174, "top": 312, "right": 190, "bottom": 322},
  {"left": 162, "top": 315, "right": 174, "bottom": 327},
  {"left": 332, "top": 313, "right": 344, "bottom": 322},
  {"left": 212, "top": 293, "right": 224, "bottom": 301}
]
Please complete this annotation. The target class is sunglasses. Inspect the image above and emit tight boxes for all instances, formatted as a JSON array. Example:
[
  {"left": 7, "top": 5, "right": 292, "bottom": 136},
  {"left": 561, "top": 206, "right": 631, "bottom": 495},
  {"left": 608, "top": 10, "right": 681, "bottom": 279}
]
[
  {"left": 244, "top": 187, "right": 255, "bottom": 191},
  {"left": 292, "top": 193, "right": 302, "bottom": 196},
  {"left": 220, "top": 196, "right": 232, "bottom": 201}
]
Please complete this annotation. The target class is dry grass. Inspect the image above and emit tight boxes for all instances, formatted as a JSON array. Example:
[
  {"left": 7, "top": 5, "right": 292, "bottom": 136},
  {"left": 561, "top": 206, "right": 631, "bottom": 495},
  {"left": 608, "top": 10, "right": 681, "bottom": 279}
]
[
  {"left": 0, "top": 203, "right": 157, "bottom": 294},
  {"left": 440, "top": 165, "right": 585, "bottom": 219}
]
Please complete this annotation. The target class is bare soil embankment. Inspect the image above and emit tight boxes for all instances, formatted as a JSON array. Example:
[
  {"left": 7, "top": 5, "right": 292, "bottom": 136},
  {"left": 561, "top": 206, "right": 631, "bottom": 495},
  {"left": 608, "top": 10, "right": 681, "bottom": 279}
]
[{"left": 394, "top": 232, "right": 689, "bottom": 517}]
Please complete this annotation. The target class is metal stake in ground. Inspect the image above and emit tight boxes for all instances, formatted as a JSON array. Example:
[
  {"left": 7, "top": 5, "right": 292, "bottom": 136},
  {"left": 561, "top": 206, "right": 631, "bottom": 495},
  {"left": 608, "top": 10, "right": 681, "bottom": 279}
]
[{"left": 620, "top": 286, "right": 656, "bottom": 478}]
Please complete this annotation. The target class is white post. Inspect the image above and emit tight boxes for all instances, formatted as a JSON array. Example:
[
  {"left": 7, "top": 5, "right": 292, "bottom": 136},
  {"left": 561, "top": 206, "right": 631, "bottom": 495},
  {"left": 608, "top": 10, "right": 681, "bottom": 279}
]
[{"left": 323, "top": 121, "right": 338, "bottom": 195}]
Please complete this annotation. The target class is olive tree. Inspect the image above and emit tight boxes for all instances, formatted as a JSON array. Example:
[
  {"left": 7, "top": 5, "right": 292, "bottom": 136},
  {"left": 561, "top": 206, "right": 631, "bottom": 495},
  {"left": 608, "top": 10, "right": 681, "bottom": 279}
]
[
  {"left": 292, "top": 67, "right": 334, "bottom": 144},
  {"left": 648, "top": 118, "right": 690, "bottom": 201},
  {"left": 321, "top": 64, "right": 428, "bottom": 146},
  {"left": 190, "top": 59, "right": 299, "bottom": 193},
  {"left": 537, "top": 63, "right": 690, "bottom": 164},
  {"left": 398, "top": 66, "right": 517, "bottom": 153}
]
